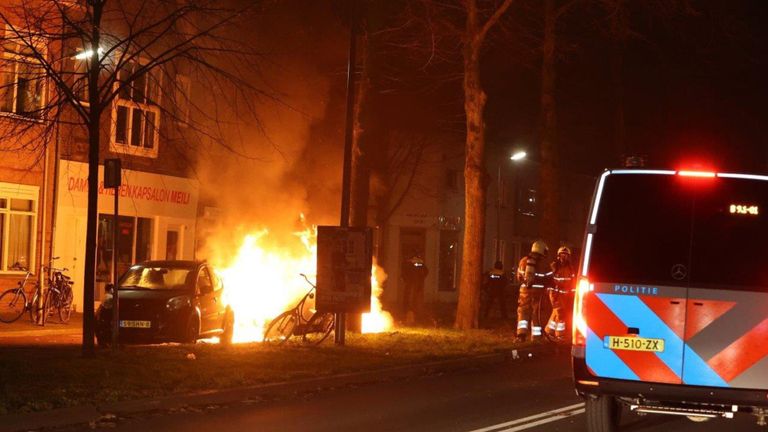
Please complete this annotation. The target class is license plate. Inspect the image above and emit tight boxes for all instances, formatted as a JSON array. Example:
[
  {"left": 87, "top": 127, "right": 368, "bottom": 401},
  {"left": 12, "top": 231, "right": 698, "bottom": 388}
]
[
  {"left": 605, "top": 336, "right": 664, "bottom": 353},
  {"left": 119, "top": 320, "right": 151, "bottom": 328}
]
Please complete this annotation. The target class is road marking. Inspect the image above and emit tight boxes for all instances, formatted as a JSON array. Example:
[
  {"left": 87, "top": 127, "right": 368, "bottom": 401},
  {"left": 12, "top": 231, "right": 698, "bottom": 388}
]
[
  {"left": 467, "top": 402, "right": 585, "bottom": 432},
  {"left": 497, "top": 408, "right": 585, "bottom": 431}
]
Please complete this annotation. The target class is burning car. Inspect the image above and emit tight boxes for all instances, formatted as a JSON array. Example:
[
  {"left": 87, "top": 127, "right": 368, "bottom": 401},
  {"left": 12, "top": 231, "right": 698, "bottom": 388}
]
[{"left": 96, "top": 260, "right": 234, "bottom": 345}]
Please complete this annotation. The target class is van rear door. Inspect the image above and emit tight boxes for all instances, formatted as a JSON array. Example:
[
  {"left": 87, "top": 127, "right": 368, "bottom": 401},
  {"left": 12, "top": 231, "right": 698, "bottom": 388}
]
[
  {"left": 682, "top": 176, "right": 768, "bottom": 388},
  {"left": 584, "top": 173, "right": 690, "bottom": 385}
]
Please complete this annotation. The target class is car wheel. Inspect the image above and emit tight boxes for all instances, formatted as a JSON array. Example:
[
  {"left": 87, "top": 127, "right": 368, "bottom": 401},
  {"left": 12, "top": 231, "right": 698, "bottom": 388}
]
[
  {"left": 585, "top": 395, "right": 621, "bottom": 432},
  {"left": 184, "top": 316, "right": 199, "bottom": 344},
  {"left": 221, "top": 310, "right": 234, "bottom": 345}
]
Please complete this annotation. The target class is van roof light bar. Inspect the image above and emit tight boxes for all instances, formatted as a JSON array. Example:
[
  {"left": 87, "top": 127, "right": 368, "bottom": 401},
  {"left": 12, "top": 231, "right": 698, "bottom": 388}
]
[{"left": 677, "top": 170, "right": 716, "bottom": 178}]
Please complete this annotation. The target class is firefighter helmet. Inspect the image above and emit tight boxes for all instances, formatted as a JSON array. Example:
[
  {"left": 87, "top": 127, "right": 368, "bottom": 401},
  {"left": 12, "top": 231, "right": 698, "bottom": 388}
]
[
  {"left": 531, "top": 240, "right": 548, "bottom": 256},
  {"left": 557, "top": 246, "right": 571, "bottom": 256}
]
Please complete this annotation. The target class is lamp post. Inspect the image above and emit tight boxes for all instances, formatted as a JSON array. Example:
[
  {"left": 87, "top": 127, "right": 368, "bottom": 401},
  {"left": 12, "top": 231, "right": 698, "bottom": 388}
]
[{"left": 496, "top": 150, "right": 527, "bottom": 262}]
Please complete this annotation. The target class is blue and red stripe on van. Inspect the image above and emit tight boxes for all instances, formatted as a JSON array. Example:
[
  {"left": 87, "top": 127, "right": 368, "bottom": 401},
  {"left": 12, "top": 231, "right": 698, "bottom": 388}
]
[{"left": 585, "top": 284, "right": 768, "bottom": 389}]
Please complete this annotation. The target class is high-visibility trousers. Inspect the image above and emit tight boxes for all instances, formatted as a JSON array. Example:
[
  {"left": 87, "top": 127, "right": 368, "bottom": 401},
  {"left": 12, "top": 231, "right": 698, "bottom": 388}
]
[
  {"left": 516, "top": 285, "right": 545, "bottom": 338},
  {"left": 546, "top": 289, "right": 567, "bottom": 337}
]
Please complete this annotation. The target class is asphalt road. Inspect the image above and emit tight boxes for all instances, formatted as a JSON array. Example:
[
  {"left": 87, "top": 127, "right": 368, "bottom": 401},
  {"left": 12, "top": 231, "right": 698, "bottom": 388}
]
[{"left": 57, "top": 348, "right": 764, "bottom": 432}]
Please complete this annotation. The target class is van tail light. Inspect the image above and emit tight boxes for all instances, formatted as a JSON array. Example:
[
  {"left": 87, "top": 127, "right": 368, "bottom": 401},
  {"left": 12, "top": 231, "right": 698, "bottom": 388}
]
[{"left": 572, "top": 277, "right": 591, "bottom": 346}]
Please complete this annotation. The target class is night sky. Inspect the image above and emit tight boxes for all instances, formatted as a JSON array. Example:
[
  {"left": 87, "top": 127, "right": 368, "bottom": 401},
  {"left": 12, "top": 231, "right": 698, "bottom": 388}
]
[
  {"left": 482, "top": 0, "right": 768, "bottom": 175},
  {"left": 353, "top": 0, "right": 768, "bottom": 177}
]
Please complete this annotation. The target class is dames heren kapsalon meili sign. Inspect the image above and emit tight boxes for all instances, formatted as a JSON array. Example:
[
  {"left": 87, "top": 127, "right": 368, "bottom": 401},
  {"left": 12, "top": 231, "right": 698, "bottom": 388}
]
[{"left": 67, "top": 177, "right": 192, "bottom": 206}]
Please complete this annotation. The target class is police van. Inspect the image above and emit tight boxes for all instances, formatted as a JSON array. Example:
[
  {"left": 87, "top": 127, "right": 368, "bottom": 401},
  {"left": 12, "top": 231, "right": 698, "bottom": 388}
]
[{"left": 572, "top": 168, "right": 768, "bottom": 430}]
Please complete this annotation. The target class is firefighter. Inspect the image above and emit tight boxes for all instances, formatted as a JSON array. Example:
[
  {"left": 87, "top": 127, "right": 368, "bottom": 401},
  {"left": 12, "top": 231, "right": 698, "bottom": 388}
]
[
  {"left": 480, "top": 261, "right": 508, "bottom": 322},
  {"left": 401, "top": 252, "right": 428, "bottom": 324},
  {"left": 516, "top": 240, "right": 552, "bottom": 342},
  {"left": 545, "top": 246, "right": 576, "bottom": 340}
]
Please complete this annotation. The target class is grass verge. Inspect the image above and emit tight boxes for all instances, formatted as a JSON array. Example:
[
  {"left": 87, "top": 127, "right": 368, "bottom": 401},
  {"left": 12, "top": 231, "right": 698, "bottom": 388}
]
[{"left": 0, "top": 328, "right": 525, "bottom": 415}]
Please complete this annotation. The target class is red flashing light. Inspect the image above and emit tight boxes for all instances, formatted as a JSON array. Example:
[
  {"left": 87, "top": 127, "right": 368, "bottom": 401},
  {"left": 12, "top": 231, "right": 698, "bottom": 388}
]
[
  {"left": 572, "top": 277, "right": 590, "bottom": 347},
  {"left": 677, "top": 170, "right": 716, "bottom": 178}
]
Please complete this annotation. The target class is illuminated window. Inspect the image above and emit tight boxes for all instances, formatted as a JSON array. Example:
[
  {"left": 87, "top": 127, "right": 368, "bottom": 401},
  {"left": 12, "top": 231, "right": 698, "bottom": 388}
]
[
  {"left": 0, "top": 183, "right": 38, "bottom": 272},
  {"left": 518, "top": 188, "right": 537, "bottom": 217},
  {"left": 0, "top": 26, "right": 46, "bottom": 119},
  {"left": 110, "top": 60, "right": 160, "bottom": 158}
]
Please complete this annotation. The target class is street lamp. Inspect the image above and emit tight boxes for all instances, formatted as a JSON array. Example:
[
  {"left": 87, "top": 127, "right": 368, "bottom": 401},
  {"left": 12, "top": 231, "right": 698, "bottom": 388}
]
[
  {"left": 510, "top": 151, "right": 527, "bottom": 162},
  {"left": 497, "top": 150, "right": 527, "bottom": 262}
]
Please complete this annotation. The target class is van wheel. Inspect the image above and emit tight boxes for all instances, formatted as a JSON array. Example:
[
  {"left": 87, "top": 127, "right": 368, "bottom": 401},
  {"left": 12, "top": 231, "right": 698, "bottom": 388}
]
[{"left": 586, "top": 395, "right": 621, "bottom": 432}]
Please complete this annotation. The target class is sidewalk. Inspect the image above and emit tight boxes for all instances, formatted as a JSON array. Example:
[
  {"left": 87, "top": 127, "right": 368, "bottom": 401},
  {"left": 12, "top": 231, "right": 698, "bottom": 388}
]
[
  {"left": 0, "top": 342, "right": 564, "bottom": 432},
  {"left": 0, "top": 313, "right": 82, "bottom": 341}
]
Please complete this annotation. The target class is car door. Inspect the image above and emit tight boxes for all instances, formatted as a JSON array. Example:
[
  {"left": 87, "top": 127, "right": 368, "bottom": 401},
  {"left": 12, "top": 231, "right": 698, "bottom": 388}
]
[
  {"left": 196, "top": 267, "right": 218, "bottom": 333},
  {"left": 682, "top": 176, "right": 768, "bottom": 388},
  {"left": 584, "top": 173, "right": 692, "bottom": 385}
]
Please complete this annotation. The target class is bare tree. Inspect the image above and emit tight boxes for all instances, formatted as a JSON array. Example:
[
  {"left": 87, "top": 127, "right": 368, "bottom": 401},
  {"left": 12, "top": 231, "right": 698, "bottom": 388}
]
[
  {"left": 0, "top": 0, "right": 264, "bottom": 354},
  {"left": 454, "top": 0, "right": 513, "bottom": 330}
]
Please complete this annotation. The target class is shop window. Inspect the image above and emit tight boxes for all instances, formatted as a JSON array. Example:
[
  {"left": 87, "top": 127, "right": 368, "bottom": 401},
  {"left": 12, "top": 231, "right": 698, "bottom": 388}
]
[
  {"left": 438, "top": 230, "right": 459, "bottom": 291},
  {"left": 96, "top": 214, "right": 154, "bottom": 282},
  {"left": 0, "top": 186, "right": 37, "bottom": 272},
  {"left": 111, "top": 60, "right": 160, "bottom": 158},
  {"left": 0, "top": 26, "right": 46, "bottom": 119}
]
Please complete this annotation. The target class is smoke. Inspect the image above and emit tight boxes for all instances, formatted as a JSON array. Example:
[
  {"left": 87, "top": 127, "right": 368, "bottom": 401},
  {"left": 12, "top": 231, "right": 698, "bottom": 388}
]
[{"left": 195, "top": 2, "right": 348, "bottom": 264}]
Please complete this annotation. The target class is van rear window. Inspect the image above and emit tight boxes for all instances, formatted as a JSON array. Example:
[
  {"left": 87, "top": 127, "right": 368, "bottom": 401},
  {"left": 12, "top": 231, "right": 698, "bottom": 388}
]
[
  {"left": 589, "top": 174, "right": 768, "bottom": 290},
  {"left": 690, "top": 178, "right": 768, "bottom": 290},
  {"left": 590, "top": 175, "right": 692, "bottom": 287}
]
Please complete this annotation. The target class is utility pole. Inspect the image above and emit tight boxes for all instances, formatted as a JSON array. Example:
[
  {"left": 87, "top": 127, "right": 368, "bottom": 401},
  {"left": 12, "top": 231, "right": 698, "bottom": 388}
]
[{"left": 337, "top": 0, "right": 358, "bottom": 346}]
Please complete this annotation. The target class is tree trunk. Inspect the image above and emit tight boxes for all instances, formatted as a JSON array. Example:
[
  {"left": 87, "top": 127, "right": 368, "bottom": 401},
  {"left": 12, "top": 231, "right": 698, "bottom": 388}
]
[
  {"left": 82, "top": 2, "right": 103, "bottom": 356},
  {"left": 455, "top": 5, "right": 486, "bottom": 330},
  {"left": 538, "top": 0, "right": 559, "bottom": 250}
]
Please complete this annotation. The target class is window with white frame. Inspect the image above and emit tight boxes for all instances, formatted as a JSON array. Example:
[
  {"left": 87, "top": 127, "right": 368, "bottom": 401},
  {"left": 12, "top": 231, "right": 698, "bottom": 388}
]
[
  {"left": 111, "top": 60, "right": 160, "bottom": 157},
  {"left": 0, "top": 183, "right": 38, "bottom": 272},
  {"left": 0, "top": 26, "right": 46, "bottom": 119}
]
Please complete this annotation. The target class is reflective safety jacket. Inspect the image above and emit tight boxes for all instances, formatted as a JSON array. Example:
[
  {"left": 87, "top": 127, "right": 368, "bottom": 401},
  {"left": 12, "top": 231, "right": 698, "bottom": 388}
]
[
  {"left": 483, "top": 268, "right": 508, "bottom": 291},
  {"left": 550, "top": 260, "right": 576, "bottom": 293},
  {"left": 517, "top": 253, "right": 552, "bottom": 289}
]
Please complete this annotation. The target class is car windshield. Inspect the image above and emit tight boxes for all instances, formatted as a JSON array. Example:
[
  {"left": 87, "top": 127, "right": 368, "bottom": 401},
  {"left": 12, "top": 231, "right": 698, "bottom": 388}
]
[{"left": 118, "top": 266, "right": 192, "bottom": 290}]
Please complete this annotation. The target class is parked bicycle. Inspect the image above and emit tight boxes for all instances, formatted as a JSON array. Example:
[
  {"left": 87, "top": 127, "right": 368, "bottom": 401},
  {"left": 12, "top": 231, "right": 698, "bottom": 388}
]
[
  {"left": 0, "top": 258, "right": 74, "bottom": 325},
  {"left": 41, "top": 264, "right": 74, "bottom": 324},
  {"left": 0, "top": 263, "right": 41, "bottom": 324},
  {"left": 263, "top": 273, "right": 335, "bottom": 345}
]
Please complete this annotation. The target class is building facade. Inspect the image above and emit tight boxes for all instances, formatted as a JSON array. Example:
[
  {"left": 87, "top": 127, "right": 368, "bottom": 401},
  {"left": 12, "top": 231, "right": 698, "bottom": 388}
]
[{"left": 378, "top": 141, "right": 595, "bottom": 319}]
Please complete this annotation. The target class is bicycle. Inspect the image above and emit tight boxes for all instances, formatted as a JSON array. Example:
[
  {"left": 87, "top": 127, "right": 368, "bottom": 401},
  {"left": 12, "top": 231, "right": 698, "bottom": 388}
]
[
  {"left": 0, "top": 263, "right": 40, "bottom": 323},
  {"left": 40, "top": 264, "right": 74, "bottom": 324},
  {"left": 263, "top": 273, "right": 335, "bottom": 345}
]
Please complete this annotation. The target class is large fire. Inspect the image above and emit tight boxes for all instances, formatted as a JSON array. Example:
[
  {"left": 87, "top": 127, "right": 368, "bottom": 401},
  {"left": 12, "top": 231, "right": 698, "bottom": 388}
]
[{"left": 215, "top": 223, "right": 393, "bottom": 343}]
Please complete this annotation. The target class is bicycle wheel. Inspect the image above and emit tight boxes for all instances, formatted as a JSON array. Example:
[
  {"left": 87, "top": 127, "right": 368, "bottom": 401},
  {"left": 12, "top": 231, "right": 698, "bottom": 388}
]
[
  {"left": 0, "top": 289, "right": 27, "bottom": 323},
  {"left": 40, "top": 290, "right": 53, "bottom": 326},
  {"left": 302, "top": 312, "right": 334, "bottom": 345},
  {"left": 29, "top": 288, "right": 42, "bottom": 324},
  {"left": 263, "top": 311, "right": 297, "bottom": 344},
  {"left": 58, "top": 285, "right": 74, "bottom": 323}
]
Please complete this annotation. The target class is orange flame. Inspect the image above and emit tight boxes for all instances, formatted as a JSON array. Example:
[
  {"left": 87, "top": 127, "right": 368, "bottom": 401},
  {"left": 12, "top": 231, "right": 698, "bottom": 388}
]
[{"left": 215, "top": 219, "right": 393, "bottom": 342}]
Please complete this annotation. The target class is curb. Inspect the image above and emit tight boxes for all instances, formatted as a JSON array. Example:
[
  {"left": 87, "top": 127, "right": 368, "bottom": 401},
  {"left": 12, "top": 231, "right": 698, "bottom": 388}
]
[
  {"left": 0, "top": 328, "right": 80, "bottom": 338},
  {"left": 0, "top": 343, "right": 562, "bottom": 432}
]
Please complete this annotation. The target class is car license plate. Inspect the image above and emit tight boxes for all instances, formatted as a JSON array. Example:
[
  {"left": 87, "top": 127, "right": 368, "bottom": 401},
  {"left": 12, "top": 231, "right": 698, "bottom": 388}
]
[
  {"left": 119, "top": 320, "right": 151, "bottom": 328},
  {"left": 605, "top": 336, "right": 664, "bottom": 353}
]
